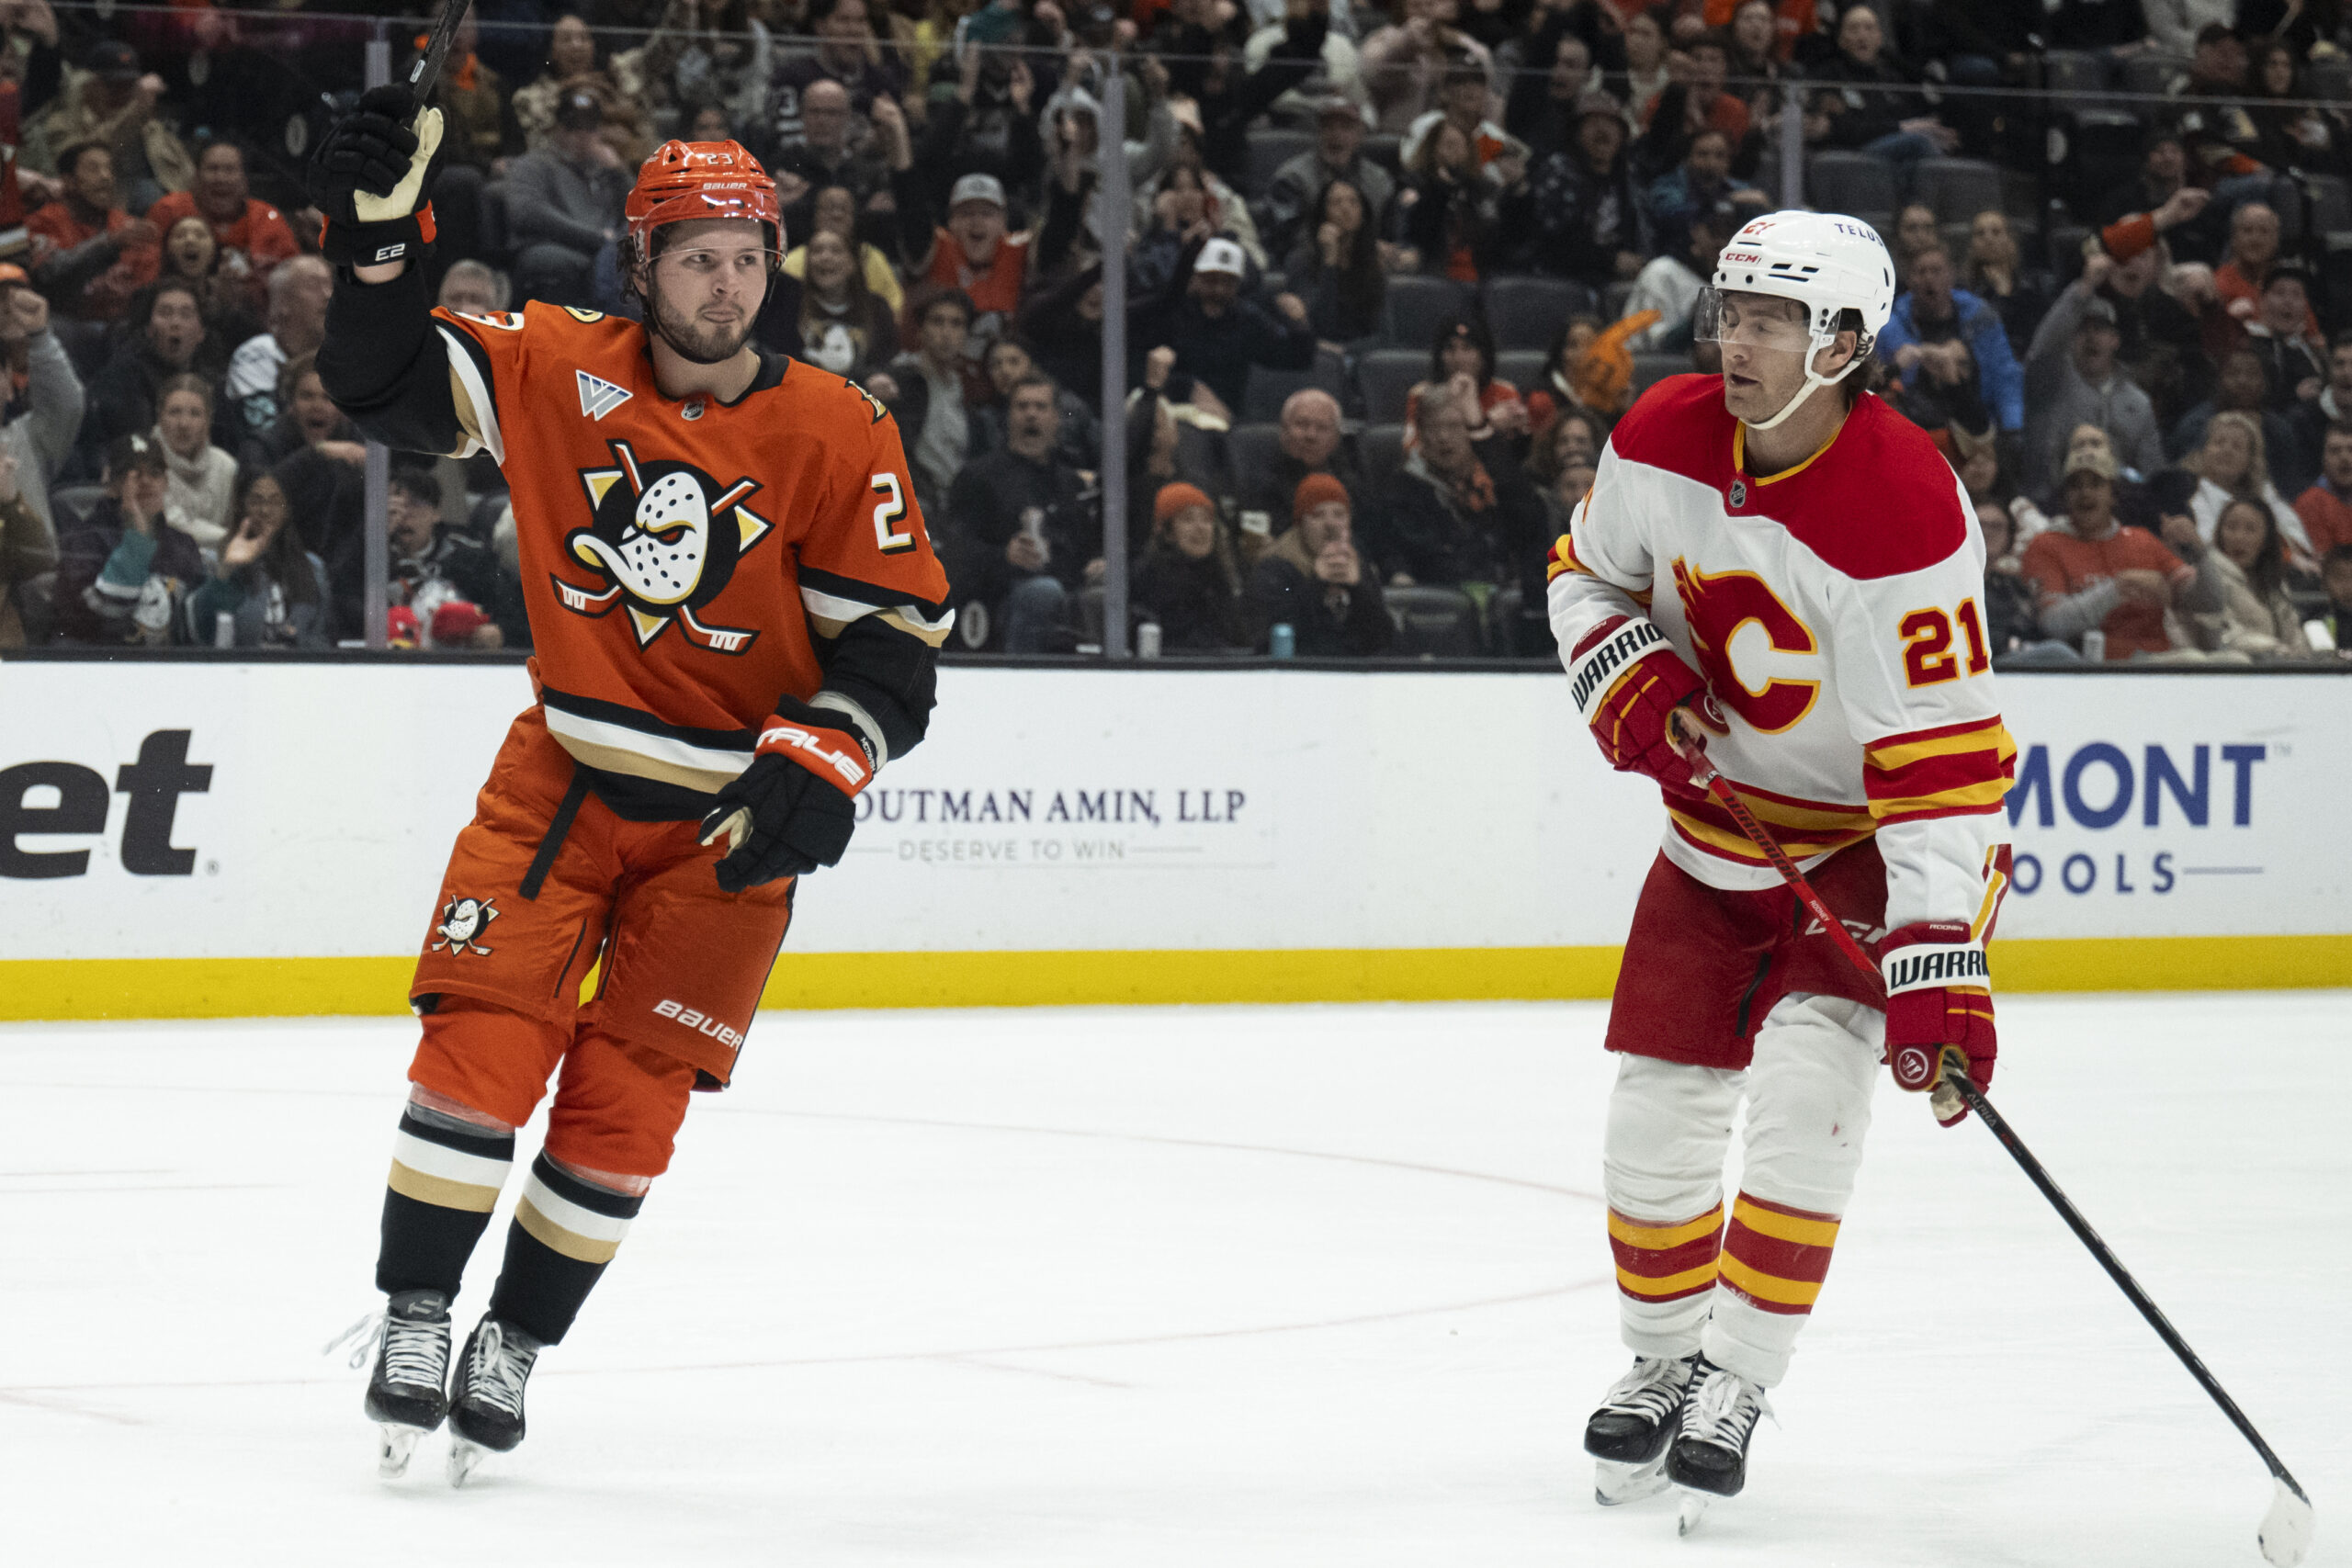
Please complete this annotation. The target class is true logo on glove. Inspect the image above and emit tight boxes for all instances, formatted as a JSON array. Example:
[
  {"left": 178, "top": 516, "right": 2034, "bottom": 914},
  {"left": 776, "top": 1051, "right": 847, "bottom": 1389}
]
[{"left": 758, "top": 724, "right": 869, "bottom": 791}]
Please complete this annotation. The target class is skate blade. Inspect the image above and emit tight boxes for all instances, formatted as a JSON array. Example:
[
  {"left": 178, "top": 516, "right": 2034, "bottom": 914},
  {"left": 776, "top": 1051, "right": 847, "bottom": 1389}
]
[
  {"left": 376, "top": 1423, "right": 423, "bottom": 1480},
  {"left": 1594, "top": 1456, "right": 1673, "bottom": 1506},
  {"left": 1676, "top": 1488, "right": 1711, "bottom": 1538},
  {"left": 447, "top": 1438, "right": 488, "bottom": 1489}
]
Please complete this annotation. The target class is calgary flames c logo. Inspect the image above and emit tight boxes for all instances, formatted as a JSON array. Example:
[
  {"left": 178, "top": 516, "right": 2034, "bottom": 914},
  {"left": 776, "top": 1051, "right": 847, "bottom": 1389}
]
[
  {"left": 548, "top": 439, "right": 772, "bottom": 654},
  {"left": 1669, "top": 558, "right": 1821, "bottom": 734}
]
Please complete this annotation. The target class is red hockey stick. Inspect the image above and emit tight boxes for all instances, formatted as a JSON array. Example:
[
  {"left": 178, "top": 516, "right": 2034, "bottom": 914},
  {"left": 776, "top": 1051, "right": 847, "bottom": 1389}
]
[{"left": 1662, "top": 710, "right": 2313, "bottom": 1565}]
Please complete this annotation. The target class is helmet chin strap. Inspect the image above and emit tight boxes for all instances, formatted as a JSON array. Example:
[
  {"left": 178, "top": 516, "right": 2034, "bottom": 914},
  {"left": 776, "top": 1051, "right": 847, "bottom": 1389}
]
[{"left": 1742, "top": 330, "right": 1866, "bottom": 434}]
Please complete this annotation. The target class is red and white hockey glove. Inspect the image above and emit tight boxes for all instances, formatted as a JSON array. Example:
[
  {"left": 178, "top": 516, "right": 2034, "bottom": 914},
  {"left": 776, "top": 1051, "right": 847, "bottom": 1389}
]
[
  {"left": 1565, "top": 615, "right": 1727, "bottom": 790},
  {"left": 1879, "top": 921, "right": 1996, "bottom": 1127},
  {"left": 698, "top": 705, "right": 874, "bottom": 893}
]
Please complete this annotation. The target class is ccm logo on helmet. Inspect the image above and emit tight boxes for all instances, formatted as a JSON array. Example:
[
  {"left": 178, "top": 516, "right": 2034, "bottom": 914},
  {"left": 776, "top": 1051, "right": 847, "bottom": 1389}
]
[{"left": 758, "top": 724, "right": 870, "bottom": 789}]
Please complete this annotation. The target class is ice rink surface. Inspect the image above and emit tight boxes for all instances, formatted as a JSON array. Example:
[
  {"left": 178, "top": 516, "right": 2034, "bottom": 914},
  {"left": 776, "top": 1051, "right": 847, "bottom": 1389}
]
[{"left": 2, "top": 994, "right": 2344, "bottom": 1568}]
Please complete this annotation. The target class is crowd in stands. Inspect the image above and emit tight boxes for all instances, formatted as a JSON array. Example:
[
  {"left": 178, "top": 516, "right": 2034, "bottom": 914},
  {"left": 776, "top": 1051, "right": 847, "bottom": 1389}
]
[{"left": 4, "top": 0, "right": 2352, "bottom": 662}]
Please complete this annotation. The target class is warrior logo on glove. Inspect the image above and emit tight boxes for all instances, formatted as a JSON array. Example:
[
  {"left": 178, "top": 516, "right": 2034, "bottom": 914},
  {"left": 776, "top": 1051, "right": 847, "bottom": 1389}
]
[{"left": 551, "top": 440, "right": 773, "bottom": 654}]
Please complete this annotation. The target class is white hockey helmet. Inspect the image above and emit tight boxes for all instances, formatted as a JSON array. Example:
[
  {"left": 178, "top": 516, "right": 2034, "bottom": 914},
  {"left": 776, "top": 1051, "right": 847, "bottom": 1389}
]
[{"left": 1697, "top": 209, "right": 1896, "bottom": 431}]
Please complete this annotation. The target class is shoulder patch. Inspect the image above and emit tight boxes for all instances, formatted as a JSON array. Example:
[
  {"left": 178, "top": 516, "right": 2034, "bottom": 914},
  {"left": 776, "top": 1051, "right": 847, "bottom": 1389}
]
[
  {"left": 842, "top": 376, "right": 888, "bottom": 424},
  {"left": 451, "top": 309, "right": 526, "bottom": 333},
  {"left": 563, "top": 306, "right": 606, "bottom": 323},
  {"left": 1604, "top": 374, "right": 1736, "bottom": 486},
  {"left": 1771, "top": 396, "right": 1970, "bottom": 581}
]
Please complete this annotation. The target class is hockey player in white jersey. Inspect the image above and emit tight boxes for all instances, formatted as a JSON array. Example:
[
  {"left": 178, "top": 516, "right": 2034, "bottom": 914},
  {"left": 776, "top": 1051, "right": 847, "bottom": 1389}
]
[{"left": 1549, "top": 210, "right": 2016, "bottom": 1521}]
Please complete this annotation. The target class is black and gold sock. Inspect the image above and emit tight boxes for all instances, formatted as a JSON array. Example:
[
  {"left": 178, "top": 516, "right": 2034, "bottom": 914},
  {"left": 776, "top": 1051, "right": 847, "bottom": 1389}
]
[
  {"left": 377, "top": 1106, "right": 515, "bottom": 1298},
  {"left": 486, "top": 1152, "right": 645, "bottom": 1346}
]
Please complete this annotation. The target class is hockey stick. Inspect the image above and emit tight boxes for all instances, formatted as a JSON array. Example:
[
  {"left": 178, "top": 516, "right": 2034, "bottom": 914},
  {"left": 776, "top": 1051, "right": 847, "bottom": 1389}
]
[
  {"left": 406, "top": 0, "right": 475, "bottom": 102},
  {"left": 1663, "top": 712, "right": 2315, "bottom": 1567}
]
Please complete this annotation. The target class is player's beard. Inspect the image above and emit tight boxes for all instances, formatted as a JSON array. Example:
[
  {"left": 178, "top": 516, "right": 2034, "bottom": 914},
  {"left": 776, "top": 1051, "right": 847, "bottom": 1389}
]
[{"left": 648, "top": 288, "right": 758, "bottom": 366}]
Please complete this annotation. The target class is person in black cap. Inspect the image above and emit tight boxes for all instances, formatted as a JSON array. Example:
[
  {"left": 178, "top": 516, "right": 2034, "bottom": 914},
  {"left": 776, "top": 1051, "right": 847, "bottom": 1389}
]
[
  {"left": 49, "top": 429, "right": 202, "bottom": 646},
  {"left": 503, "top": 86, "right": 630, "bottom": 308},
  {"left": 24, "top": 39, "right": 194, "bottom": 216}
]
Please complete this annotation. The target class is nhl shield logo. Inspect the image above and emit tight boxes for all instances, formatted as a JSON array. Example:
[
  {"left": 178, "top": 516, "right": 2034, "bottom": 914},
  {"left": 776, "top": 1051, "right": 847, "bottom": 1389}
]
[
  {"left": 1728, "top": 479, "right": 1747, "bottom": 509},
  {"left": 431, "top": 896, "right": 499, "bottom": 956}
]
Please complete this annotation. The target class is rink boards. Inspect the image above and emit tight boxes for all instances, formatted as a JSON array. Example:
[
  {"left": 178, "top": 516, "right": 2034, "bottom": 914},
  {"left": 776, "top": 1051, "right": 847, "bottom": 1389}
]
[{"left": 2, "top": 660, "right": 2346, "bottom": 1019}]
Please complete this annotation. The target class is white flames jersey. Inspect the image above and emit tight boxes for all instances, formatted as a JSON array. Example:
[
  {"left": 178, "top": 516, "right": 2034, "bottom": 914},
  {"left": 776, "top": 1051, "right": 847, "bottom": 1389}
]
[{"left": 1548, "top": 375, "right": 2016, "bottom": 935}]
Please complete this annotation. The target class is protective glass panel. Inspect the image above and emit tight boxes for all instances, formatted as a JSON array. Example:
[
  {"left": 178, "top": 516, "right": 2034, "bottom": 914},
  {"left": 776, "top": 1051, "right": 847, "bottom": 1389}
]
[{"left": 1691, "top": 287, "right": 1815, "bottom": 353}]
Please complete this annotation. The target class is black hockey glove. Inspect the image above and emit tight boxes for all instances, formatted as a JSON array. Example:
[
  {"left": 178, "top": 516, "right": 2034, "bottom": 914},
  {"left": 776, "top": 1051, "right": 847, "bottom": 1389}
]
[
  {"left": 697, "top": 710, "right": 874, "bottom": 893},
  {"left": 307, "top": 85, "right": 447, "bottom": 269}
]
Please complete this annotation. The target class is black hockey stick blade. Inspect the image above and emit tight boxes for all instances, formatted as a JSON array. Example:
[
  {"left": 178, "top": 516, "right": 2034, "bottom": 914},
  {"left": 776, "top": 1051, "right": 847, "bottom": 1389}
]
[
  {"left": 406, "top": 0, "right": 473, "bottom": 101},
  {"left": 1944, "top": 1067, "right": 2313, "bottom": 1565}
]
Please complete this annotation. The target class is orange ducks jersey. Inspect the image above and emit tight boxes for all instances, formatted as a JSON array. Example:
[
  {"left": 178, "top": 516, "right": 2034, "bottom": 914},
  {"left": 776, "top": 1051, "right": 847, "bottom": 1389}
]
[{"left": 430, "top": 301, "right": 952, "bottom": 799}]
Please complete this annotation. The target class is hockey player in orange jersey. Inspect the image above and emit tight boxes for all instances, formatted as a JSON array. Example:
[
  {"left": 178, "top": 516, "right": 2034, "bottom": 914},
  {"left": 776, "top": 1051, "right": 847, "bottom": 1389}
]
[
  {"left": 311, "top": 87, "right": 950, "bottom": 1483},
  {"left": 1548, "top": 211, "right": 2015, "bottom": 1527}
]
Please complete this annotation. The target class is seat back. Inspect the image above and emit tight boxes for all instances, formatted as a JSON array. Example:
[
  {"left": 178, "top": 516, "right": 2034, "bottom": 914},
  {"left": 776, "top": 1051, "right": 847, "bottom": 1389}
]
[
  {"left": 1482, "top": 275, "right": 1591, "bottom": 351},
  {"left": 1384, "top": 584, "right": 1484, "bottom": 658},
  {"left": 1805, "top": 151, "right": 1897, "bottom": 228},
  {"left": 1384, "top": 275, "right": 1476, "bottom": 351},
  {"left": 1357, "top": 348, "right": 1430, "bottom": 423},
  {"left": 1242, "top": 128, "right": 1317, "bottom": 199},
  {"left": 1914, "top": 157, "right": 2004, "bottom": 227}
]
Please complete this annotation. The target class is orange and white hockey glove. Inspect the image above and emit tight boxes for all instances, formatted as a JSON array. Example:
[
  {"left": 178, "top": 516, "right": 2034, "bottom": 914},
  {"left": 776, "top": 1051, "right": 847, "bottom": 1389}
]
[
  {"left": 698, "top": 704, "right": 874, "bottom": 893},
  {"left": 1880, "top": 920, "right": 1996, "bottom": 1127},
  {"left": 1565, "top": 615, "right": 1726, "bottom": 790}
]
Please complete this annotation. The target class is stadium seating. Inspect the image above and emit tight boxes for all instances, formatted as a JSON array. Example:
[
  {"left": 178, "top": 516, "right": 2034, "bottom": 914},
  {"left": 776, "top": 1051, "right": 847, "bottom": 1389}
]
[
  {"left": 2041, "top": 51, "right": 2111, "bottom": 96},
  {"left": 1242, "top": 128, "right": 1315, "bottom": 199},
  {"left": 1359, "top": 423, "right": 1408, "bottom": 482},
  {"left": 1357, "top": 349, "right": 1429, "bottom": 423},
  {"left": 1915, "top": 159, "right": 2004, "bottom": 227},
  {"left": 1227, "top": 422, "right": 1283, "bottom": 491},
  {"left": 1241, "top": 346, "right": 1356, "bottom": 423},
  {"left": 1384, "top": 275, "right": 1476, "bottom": 349},
  {"left": 1805, "top": 151, "right": 1897, "bottom": 230},
  {"left": 1483, "top": 276, "right": 1592, "bottom": 351},
  {"left": 1495, "top": 349, "right": 1547, "bottom": 395},
  {"left": 1383, "top": 585, "right": 1484, "bottom": 657}
]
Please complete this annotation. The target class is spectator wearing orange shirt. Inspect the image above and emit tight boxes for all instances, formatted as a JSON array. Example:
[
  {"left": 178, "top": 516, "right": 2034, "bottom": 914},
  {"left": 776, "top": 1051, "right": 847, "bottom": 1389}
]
[
  {"left": 912, "top": 174, "right": 1028, "bottom": 345},
  {"left": 2018, "top": 444, "right": 2202, "bottom": 660},
  {"left": 1644, "top": 37, "right": 1751, "bottom": 144},
  {"left": 27, "top": 141, "right": 157, "bottom": 324},
  {"left": 2294, "top": 422, "right": 2352, "bottom": 561},
  {"left": 2204, "top": 202, "right": 2320, "bottom": 367},
  {"left": 143, "top": 141, "right": 297, "bottom": 301},
  {"left": 1706, "top": 0, "right": 1816, "bottom": 62}
]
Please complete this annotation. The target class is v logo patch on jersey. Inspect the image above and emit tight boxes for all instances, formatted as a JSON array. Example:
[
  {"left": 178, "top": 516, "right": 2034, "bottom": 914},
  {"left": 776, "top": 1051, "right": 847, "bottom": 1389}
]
[{"left": 576, "top": 369, "right": 633, "bottom": 422}]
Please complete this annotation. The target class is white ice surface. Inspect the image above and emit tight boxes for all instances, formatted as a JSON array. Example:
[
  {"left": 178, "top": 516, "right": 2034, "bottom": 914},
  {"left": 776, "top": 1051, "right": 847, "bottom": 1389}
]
[{"left": 1, "top": 995, "right": 2343, "bottom": 1567}]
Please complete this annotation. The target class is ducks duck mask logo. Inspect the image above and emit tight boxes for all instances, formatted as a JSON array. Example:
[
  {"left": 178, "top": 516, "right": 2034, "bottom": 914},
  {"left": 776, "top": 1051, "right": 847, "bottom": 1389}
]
[{"left": 548, "top": 438, "right": 772, "bottom": 654}]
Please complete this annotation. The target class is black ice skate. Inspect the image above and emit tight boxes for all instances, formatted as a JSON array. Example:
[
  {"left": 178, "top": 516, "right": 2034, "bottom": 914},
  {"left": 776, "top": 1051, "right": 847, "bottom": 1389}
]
[
  {"left": 1667, "top": 1356, "right": 1771, "bottom": 1533},
  {"left": 1584, "top": 1353, "right": 1697, "bottom": 1505},
  {"left": 447, "top": 1314, "right": 541, "bottom": 1487},
  {"left": 362, "top": 1289, "right": 452, "bottom": 1478}
]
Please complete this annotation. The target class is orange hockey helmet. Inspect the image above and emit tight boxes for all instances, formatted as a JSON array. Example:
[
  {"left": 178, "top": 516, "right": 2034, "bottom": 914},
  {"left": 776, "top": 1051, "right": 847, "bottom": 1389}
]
[{"left": 625, "top": 140, "right": 783, "bottom": 261}]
